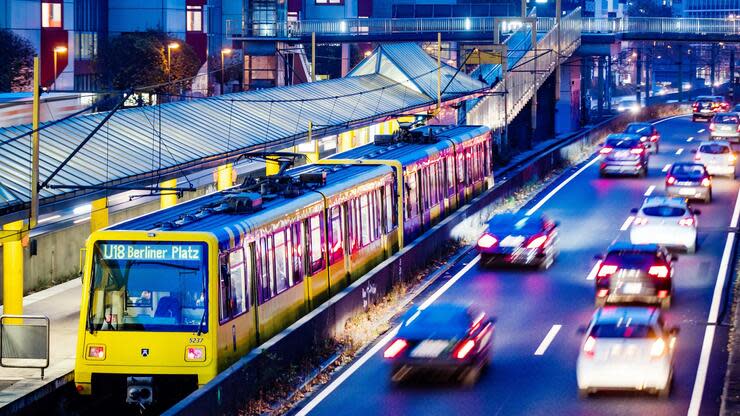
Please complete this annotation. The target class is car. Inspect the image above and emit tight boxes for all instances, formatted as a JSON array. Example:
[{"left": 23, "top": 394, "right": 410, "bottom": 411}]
[
  {"left": 693, "top": 95, "right": 730, "bottom": 121},
  {"left": 710, "top": 112, "right": 740, "bottom": 142},
  {"left": 598, "top": 134, "right": 649, "bottom": 177},
  {"left": 383, "top": 304, "right": 494, "bottom": 386},
  {"left": 629, "top": 196, "right": 700, "bottom": 253},
  {"left": 593, "top": 243, "right": 675, "bottom": 309},
  {"left": 623, "top": 122, "right": 660, "bottom": 154},
  {"left": 734, "top": 103, "right": 740, "bottom": 113},
  {"left": 476, "top": 212, "right": 559, "bottom": 269},
  {"left": 693, "top": 140, "right": 736, "bottom": 178},
  {"left": 576, "top": 307, "right": 678, "bottom": 397},
  {"left": 665, "top": 162, "right": 712, "bottom": 203},
  {"left": 617, "top": 99, "right": 641, "bottom": 114}
]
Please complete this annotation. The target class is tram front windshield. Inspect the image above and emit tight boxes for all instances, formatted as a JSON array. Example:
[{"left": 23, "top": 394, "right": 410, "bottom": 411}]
[{"left": 88, "top": 241, "right": 208, "bottom": 332}]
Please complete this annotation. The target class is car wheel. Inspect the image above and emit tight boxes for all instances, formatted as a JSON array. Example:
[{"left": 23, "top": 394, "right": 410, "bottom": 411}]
[
  {"left": 390, "top": 365, "right": 409, "bottom": 385},
  {"left": 461, "top": 364, "right": 481, "bottom": 387},
  {"left": 687, "top": 240, "right": 697, "bottom": 254},
  {"left": 654, "top": 144, "right": 659, "bottom": 154},
  {"left": 639, "top": 166, "right": 647, "bottom": 178},
  {"left": 595, "top": 297, "right": 606, "bottom": 307},
  {"left": 657, "top": 373, "right": 673, "bottom": 399},
  {"left": 578, "top": 388, "right": 591, "bottom": 399},
  {"left": 692, "top": 116, "right": 697, "bottom": 122},
  {"left": 539, "top": 254, "right": 554, "bottom": 270},
  {"left": 661, "top": 296, "right": 672, "bottom": 309},
  {"left": 598, "top": 170, "right": 606, "bottom": 178},
  {"left": 705, "top": 190, "right": 712, "bottom": 204}
]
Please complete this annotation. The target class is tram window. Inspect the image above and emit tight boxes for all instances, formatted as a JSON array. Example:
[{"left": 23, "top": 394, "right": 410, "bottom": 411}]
[
  {"left": 291, "top": 223, "right": 304, "bottom": 283},
  {"left": 446, "top": 156, "right": 455, "bottom": 194},
  {"left": 406, "top": 174, "right": 419, "bottom": 219},
  {"left": 274, "top": 230, "right": 290, "bottom": 294},
  {"left": 360, "top": 193, "right": 370, "bottom": 246},
  {"left": 228, "top": 248, "right": 247, "bottom": 317},
  {"left": 329, "top": 206, "right": 344, "bottom": 264},
  {"left": 258, "top": 236, "right": 275, "bottom": 302},
  {"left": 308, "top": 214, "right": 325, "bottom": 274},
  {"left": 384, "top": 184, "right": 394, "bottom": 232},
  {"left": 429, "top": 163, "right": 438, "bottom": 206},
  {"left": 374, "top": 189, "right": 382, "bottom": 239},
  {"left": 457, "top": 153, "right": 465, "bottom": 184},
  {"left": 350, "top": 199, "right": 359, "bottom": 252}
]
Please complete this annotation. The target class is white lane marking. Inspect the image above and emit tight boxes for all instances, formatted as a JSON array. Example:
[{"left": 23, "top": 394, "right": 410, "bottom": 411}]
[
  {"left": 698, "top": 128, "right": 706, "bottom": 133},
  {"left": 296, "top": 255, "right": 481, "bottom": 415},
  {"left": 687, "top": 185, "right": 740, "bottom": 416},
  {"left": 620, "top": 216, "right": 635, "bottom": 231},
  {"left": 586, "top": 261, "right": 601, "bottom": 281},
  {"left": 662, "top": 164, "right": 671, "bottom": 172},
  {"left": 644, "top": 185, "right": 656, "bottom": 196},
  {"left": 652, "top": 114, "right": 689, "bottom": 125},
  {"left": 534, "top": 324, "right": 562, "bottom": 356},
  {"left": 676, "top": 148, "right": 684, "bottom": 155},
  {"left": 688, "top": 137, "right": 694, "bottom": 142},
  {"left": 525, "top": 157, "right": 601, "bottom": 216}
]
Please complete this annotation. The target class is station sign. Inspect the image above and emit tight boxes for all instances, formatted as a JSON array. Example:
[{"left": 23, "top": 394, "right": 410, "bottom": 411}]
[{"left": 100, "top": 243, "right": 202, "bottom": 261}]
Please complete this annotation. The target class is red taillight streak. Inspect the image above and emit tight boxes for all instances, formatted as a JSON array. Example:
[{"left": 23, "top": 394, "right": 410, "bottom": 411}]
[
  {"left": 600, "top": 147, "right": 613, "bottom": 154},
  {"left": 650, "top": 135, "right": 659, "bottom": 142},
  {"left": 527, "top": 235, "right": 548, "bottom": 249},
  {"left": 384, "top": 339, "right": 408, "bottom": 359},
  {"left": 702, "top": 177, "right": 711, "bottom": 187},
  {"left": 583, "top": 336, "right": 596, "bottom": 358},
  {"left": 597, "top": 264, "right": 618, "bottom": 278},
  {"left": 648, "top": 265, "right": 669, "bottom": 278},
  {"left": 679, "top": 217, "right": 695, "bottom": 226},
  {"left": 667, "top": 176, "right": 676, "bottom": 185},
  {"left": 658, "top": 290, "right": 669, "bottom": 298},
  {"left": 454, "top": 339, "right": 476, "bottom": 360},
  {"left": 597, "top": 288, "right": 609, "bottom": 297},
  {"left": 478, "top": 234, "right": 497, "bottom": 249},
  {"left": 710, "top": 123, "right": 716, "bottom": 131},
  {"left": 630, "top": 148, "right": 644, "bottom": 155}
]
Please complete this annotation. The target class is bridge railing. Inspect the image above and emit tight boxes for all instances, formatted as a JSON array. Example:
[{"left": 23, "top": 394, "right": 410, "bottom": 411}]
[
  {"left": 467, "top": 8, "right": 582, "bottom": 130},
  {"left": 582, "top": 16, "right": 740, "bottom": 35}
]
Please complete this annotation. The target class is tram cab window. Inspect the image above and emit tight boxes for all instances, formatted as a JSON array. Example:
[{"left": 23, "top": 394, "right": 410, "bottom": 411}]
[{"left": 88, "top": 241, "right": 208, "bottom": 332}]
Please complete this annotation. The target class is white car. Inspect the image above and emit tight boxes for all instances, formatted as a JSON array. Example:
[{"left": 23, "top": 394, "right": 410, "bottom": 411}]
[
  {"left": 577, "top": 307, "right": 678, "bottom": 397},
  {"left": 694, "top": 140, "right": 736, "bottom": 178},
  {"left": 629, "top": 196, "right": 700, "bottom": 253}
]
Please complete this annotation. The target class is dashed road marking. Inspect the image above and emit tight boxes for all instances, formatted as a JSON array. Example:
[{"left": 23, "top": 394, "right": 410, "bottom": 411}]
[
  {"left": 534, "top": 325, "right": 563, "bottom": 356},
  {"left": 620, "top": 216, "right": 635, "bottom": 231},
  {"left": 644, "top": 185, "right": 656, "bottom": 196},
  {"left": 663, "top": 164, "right": 671, "bottom": 172},
  {"left": 676, "top": 148, "right": 684, "bottom": 155}
]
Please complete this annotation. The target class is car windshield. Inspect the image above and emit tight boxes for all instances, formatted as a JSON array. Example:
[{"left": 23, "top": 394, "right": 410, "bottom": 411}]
[
  {"left": 715, "top": 115, "right": 738, "bottom": 123},
  {"left": 700, "top": 144, "right": 731, "bottom": 154},
  {"left": 409, "top": 309, "right": 469, "bottom": 329},
  {"left": 606, "top": 139, "right": 638, "bottom": 149},
  {"left": 671, "top": 164, "right": 705, "bottom": 178},
  {"left": 591, "top": 322, "right": 656, "bottom": 338},
  {"left": 642, "top": 206, "right": 686, "bottom": 217},
  {"left": 604, "top": 252, "right": 655, "bottom": 269},
  {"left": 624, "top": 125, "right": 650, "bottom": 135},
  {"left": 488, "top": 215, "right": 543, "bottom": 234},
  {"left": 88, "top": 241, "right": 208, "bottom": 332}
]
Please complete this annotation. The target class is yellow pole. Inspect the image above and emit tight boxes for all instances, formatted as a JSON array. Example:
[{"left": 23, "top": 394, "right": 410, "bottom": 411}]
[
  {"left": 3, "top": 220, "right": 25, "bottom": 317},
  {"left": 216, "top": 164, "right": 234, "bottom": 190},
  {"left": 90, "top": 197, "right": 109, "bottom": 233},
  {"left": 311, "top": 32, "right": 316, "bottom": 82},
  {"left": 160, "top": 178, "right": 178, "bottom": 209},
  {"left": 30, "top": 57, "right": 40, "bottom": 229},
  {"left": 437, "top": 33, "right": 442, "bottom": 111}
]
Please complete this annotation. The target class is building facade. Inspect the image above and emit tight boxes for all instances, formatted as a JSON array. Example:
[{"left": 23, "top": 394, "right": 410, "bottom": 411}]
[{"left": 681, "top": 0, "right": 740, "bottom": 17}]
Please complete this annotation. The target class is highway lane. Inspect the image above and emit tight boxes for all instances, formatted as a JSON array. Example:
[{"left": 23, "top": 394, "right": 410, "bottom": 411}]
[{"left": 293, "top": 115, "right": 737, "bottom": 416}]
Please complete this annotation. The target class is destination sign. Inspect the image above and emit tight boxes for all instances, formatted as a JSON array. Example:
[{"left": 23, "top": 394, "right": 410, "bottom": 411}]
[{"left": 100, "top": 243, "right": 202, "bottom": 261}]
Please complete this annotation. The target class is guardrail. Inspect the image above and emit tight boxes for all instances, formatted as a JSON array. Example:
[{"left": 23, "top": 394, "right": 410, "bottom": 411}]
[
  {"left": 0, "top": 315, "right": 50, "bottom": 379},
  {"left": 583, "top": 16, "right": 740, "bottom": 35},
  {"left": 163, "top": 103, "right": 688, "bottom": 416}
]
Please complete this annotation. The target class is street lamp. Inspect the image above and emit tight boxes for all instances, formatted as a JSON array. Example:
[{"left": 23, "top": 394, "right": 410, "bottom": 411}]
[
  {"left": 52, "top": 46, "right": 67, "bottom": 90},
  {"left": 221, "top": 48, "right": 232, "bottom": 95},
  {"left": 167, "top": 42, "right": 180, "bottom": 75}
]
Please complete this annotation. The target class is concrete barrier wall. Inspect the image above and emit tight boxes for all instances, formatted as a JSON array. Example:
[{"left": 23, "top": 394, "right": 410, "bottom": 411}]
[{"left": 165, "top": 104, "right": 690, "bottom": 416}]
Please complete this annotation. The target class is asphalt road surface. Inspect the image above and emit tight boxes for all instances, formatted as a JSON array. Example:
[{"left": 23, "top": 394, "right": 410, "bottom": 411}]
[{"left": 293, "top": 115, "right": 737, "bottom": 416}]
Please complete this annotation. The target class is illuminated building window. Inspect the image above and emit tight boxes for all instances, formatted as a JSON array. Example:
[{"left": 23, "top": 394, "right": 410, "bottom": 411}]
[
  {"left": 42, "top": 3, "right": 62, "bottom": 28},
  {"left": 187, "top": 5, "right": 203, "bottom": 32}
]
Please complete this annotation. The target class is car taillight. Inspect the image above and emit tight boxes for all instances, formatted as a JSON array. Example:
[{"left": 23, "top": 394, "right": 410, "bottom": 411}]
[
  {"left": 526, "top": 235, "right": 548, "bottom": 249},
  {"left": 185, "top": 346, "right": 206, "bottom": 362},
  {"left": 650, "top": 338, "right": 666, "bottom": 357},
  {"left": 666, "top": 176, "right": 676, "bottom": 185},
  {"left": 693, "top": 103, "right": 698, "bottom": 110},
  {"left": 597, "top": 264, "right": 618, "bottom": 278},
  {"left": 710, "top": 123, "right": 716, "bottom": 131},
  {"left": 694, "top": 153, "right": 701, "bottom": 161},
  {"left": 679, "top": 217, "right": 695, "bottom": 226},
  {"left": 650, "top": 135, "right": 659, "bottom": 142},
  {"left": 701, "top": 177, "right": 711, "bottom": 187},
  {"left": 597, "top": 288, "right": 609, "bottom": 297},
  {"left": 478, "top": 234, "right": 497, "bottom": 249},
  {"left": 454, "top": 339, "right": 476, "bottom": 360},
  {"left": 384, "top": 339, "right": 408, "bottom": 359},
  {"left": 87, "top": 345, "right": 106, "bottom": 360},
  {"left": 630, "top": 148, "right": 644, "bottom": 155},
  {"left": 648, "top": 265, "right": 669, "bottom": 278},
  {"left": 633, "top": 217, "right": 648, "bottom": 226},
  {"left": 583, "top": 336, "right": 596, "bottom": 358},
  {"left": 731, "top": 153, "right": 737, "bottom": 162},
  {"left": 599, "top": 147, "right": 613, "bottom": 154}
]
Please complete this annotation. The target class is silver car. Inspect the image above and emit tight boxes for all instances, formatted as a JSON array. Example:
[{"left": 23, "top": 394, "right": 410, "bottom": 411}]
[
  {"left": 694, "top": 141, "right": 736, "bottom": 178},
  {"left": 710, "top": 113, "right": 740, "bottom": 142}
]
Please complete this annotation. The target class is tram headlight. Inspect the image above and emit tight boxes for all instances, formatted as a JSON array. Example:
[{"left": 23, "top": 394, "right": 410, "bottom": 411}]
[
  {"left": 87, "top": 344, "right": 106, "bottom": 360},
  {"left": 185, "top": 346, "right": 206, "bottom": 362}
]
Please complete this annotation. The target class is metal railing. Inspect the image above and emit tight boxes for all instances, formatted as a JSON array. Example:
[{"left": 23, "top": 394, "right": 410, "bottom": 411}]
[
  {"left": 582, "top": 16, "right": 740, "bottom": 35},
  {"left": 467, "top": 8, "right": 582, "bottom": 130}
]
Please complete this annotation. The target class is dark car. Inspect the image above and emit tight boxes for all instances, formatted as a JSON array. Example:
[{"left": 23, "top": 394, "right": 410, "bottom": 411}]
[
  {"left": 623, "top": 122, "right": 660, "bottom": 154},
  {"left": 594, "top": 243, "right": 675, "bottom": 309},
  {"left": 476, "top": 212, "right": 559, "bottom": 269},
  {"left": 599, "top": 134, "right": 649, "bottom": 177},
  {"left": 384, "top": 304, "right": 494, "bottom": 385},
  {"left": 666, "top": 162, "right": 712, "bottom": 203},
  {"left": 693, "top": 95, "right": 730, "bottom": 121}
]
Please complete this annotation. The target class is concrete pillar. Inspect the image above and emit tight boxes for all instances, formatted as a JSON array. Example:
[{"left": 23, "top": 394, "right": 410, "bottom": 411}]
[
  {"left": 581, "top": 58, "right": 591, "bottom": 125},
  {"left": 216, "top": 163, "right": 234, "bottom": 190},
  {"left": 556, "top": 57, "right": 581, "bottom": 135},
  {"left": 711, "top": 44, "right": 717, "bottom": 95},
  {"left": 90, "top": 197, "right": 109, "bottom": 233},
  {"left": 731, "top": 50, "right": 736, "bottom": 103},
  {"left": 636, "top": 48, "right": 642, "bottom": 106},
  {"left": 597, "top": 56, "right": 605, "bottom": 117},
  {"left": 2, "top": 220, "right": 25, "bottom": 317},
  {"left": 160, "top": 178, "right": 178, "bottom": 210},
  {"left": 606, "top": 56, "right": 612, "bottom": 111},
  {"left": 341, "top": 44, "right": 351, "bottom": 77},
  {"left": 678, "top": 44, "right": 684, "bottom": 102}
]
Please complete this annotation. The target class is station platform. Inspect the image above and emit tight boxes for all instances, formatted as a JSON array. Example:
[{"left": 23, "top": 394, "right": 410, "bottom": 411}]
[{"left": 0, "top": 279, "right": 79, "bottom": 414}]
